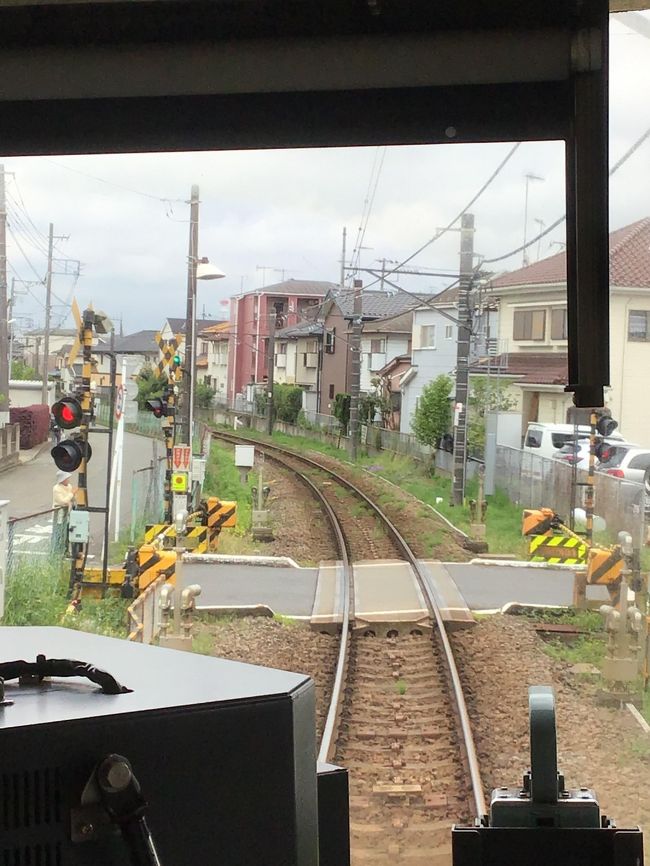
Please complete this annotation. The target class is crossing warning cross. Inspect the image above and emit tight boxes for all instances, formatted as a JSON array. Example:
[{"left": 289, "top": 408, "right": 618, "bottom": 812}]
[{"left": 155, "top": 332, "right": 183, "bottom": 377}]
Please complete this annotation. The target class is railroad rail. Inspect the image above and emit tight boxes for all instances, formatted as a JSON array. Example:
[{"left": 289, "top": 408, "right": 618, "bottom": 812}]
[{"left": 212, "top": 430, "right": 485, "bottom": 861}]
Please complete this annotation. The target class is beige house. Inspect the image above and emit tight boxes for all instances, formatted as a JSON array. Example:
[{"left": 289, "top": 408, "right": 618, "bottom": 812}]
[
  {"left": 197, "top": 321, "right": 230, "bottom": 396},
  {"left": 476, "top": 217, "right": 650, "bottom": 446}
]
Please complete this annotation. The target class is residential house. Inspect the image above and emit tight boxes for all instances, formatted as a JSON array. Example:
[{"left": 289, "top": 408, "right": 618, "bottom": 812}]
[
  {"left": 23, "top": 327, "right": 78, "bottom": 377},
  {"left": 319, "top": 289, "right": 432, "bottom": 414},
  {"left": 93, "top": 330, "right": 160, "bottom": 386},
  {"left": 474, "top": 217, "right": 650, "bottom": 445},
  {"left": 197, "top": 321, "right": 230, "bottom": 397},
  {"left": 376, "top": 354, "right": 411, "bottom": 430},
  {"left": 227, "top": 279, "right": 336, "bottom": 401},
  {"left": 274, "top": 321, "right": 323, "bottom": 416}
]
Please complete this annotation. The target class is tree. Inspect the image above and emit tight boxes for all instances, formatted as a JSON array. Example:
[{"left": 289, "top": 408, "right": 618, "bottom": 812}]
[
  {"left": 467, "top": 375, "right": 516, "bottom": 453},
  {"left": 333, "top": 393, "right": 351, "bottom": 433},
  {"left": 195, "top": 381, "right": 215, "bottom": 409},
  {"left": 135, "top": 363, "right": 167, "bottom": 409},
  {"left": 273, "top": 383, "right": 303, "bottom": 424},
  {"left": 411, "top": 375, "right": 453, "bottom": 448},
  {"left": 11, "top": 359, "right": 38, "bottom": 380}
]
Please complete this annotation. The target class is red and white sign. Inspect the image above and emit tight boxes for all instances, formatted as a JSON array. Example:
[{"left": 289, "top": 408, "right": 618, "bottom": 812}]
[
  {"left": 172, "top": 444, "right": 191, "bottom": 471},
  {"left": 114, "top": 385, "right": 125, "bottom": 421}
]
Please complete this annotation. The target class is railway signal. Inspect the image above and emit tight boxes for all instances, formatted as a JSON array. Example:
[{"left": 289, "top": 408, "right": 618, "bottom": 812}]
[
  {"left": 51, "top": 434, "right": 92, "bottom": 472},
  {"left": 145, "top": 396, "right": 168, "bottom": 418},
  {"left": 52, "top": 396, "right": 83, "bottom": 429}
]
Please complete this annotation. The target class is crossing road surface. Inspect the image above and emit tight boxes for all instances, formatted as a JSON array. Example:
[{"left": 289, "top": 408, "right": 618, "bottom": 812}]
[
  {"left": 3, "top": 432, "right": 161, "bottom": 555},
  {"left": 184, "top": 559, "right": 609, "bottom": 618}
]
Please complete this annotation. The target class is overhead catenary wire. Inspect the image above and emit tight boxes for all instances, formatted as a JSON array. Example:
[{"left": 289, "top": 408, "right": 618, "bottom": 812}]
[{"left": 349, "top": 146, "right": 387, "bottom": 279}]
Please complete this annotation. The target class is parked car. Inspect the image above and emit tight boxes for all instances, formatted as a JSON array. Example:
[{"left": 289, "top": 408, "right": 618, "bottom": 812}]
[
  {"left": 598, "top": 447, "right": 650, "bottom": 484},
  {"left": 552, "top": 438, "right": 635, "bottom": 471},
  {"left": 524, "top": 422, "right": 625, "bottom": 461}
]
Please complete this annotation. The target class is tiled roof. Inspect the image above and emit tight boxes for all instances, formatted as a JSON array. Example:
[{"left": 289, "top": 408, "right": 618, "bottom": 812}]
[
  {"left": 489, "top": 217, "right": 650, "bottom": 289},
  {"left": 333, "top": 290, "right": 435, "bottom": 319},
  {"left": 236, "top": 279, "right": 337, "bottom": 299},
  {"left": 111, "top": 330, "right": 159, "bottom": 354},
  {"left": 196, "top": 353, "right": 208, "bottom": 369},
  {"left": 364, "top": 310, "right": 414, "bottom": 333},
  {"left": 471, "top": 352, "right": 568, "bottom": 385},
  {"left": 276, "top": 321, "right": 323, "bottom": 339},
  {"left": 199, "top": 321, "right": 231, "bottom": 338},
  {"left": 166, "top": 317, "right": 224, "bottom": 334}
]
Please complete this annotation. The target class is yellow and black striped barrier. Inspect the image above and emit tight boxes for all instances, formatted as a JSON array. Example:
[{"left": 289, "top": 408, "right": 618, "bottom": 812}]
[
  {"left": 528, "top": 534, "right": 588, "bottom": 564},
  {"left": 586, "top": 546, "right": 624, "bottom": 585},
  {"left": 522, "top": 507, "right": 558, "bottom": 537},
  {"left": 205, "top": 497, "right": 238, "bottom": 550}
]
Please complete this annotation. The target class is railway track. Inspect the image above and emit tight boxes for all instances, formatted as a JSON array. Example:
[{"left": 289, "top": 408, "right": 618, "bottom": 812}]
[{"left": 212, "top": 431, "right": 484, "bottom": 865}]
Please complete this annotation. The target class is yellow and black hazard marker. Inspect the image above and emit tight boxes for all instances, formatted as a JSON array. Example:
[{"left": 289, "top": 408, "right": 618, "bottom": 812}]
[
  {"left": 586, "top": 545, "right": 624, "bottom": 586},
  {"left": 137, "top": 544, "right": 177, "bottom": 591},
  {"left": 205, "top": 496, "right": 238, "bottom": 550},
  {"left": 529, "top": 534, "right": 588, "bottom": 564},
  {"left": 155, "top": 332, "right": 184, "bottom": 379},
  {"left": 144, "top": 523, "right": 171, "bottom": 544}
]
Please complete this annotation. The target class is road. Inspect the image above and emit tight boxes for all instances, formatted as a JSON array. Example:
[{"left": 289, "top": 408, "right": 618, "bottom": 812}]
[
  {"left": 3, "top": 431, "right": 162, "bottom": 558},
  {"left": 184, "top": 560, "right": 608, "bottom": 617}
]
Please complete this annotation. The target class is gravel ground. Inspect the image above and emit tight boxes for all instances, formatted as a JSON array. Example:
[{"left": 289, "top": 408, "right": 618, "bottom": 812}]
[
  {"left": 194, "top": 616, "right": 338, "bottom": 740},
  {"left": 452, "top": 615, "right": 650, "bottom": 835}
]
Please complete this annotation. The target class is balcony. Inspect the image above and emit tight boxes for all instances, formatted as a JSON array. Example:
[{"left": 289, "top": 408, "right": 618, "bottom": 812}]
[{"left": 303, "top": 352, "right": 318, "bottom": 368}]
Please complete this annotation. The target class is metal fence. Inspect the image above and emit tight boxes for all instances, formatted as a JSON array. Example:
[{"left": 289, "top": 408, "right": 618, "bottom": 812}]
[
  {"left": 496, "top": 445, "right": 645, "bottom": 547},
  {"left": 127, "top": 575, "right": 165, "bottom": 642},
  {"left": 7, "top": 508, "right": 59, "bottom": 576},
  {"left": 130, "top": 455, "right": 166, "bottom": 543}
]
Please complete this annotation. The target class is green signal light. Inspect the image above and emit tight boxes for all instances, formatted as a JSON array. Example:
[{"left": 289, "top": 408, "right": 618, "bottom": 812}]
[{"left": 173, "top": 353, "right": 181, "bottom": 365}]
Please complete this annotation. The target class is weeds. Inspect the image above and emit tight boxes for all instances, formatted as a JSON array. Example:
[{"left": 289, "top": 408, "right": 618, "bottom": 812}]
[{"left": 395, "top": 679, "right": 407, "bottom": 695}]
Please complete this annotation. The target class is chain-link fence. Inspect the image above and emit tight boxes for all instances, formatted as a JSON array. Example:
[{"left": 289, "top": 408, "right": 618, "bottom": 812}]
[
  {"left": 7, "top": 508, "right": 60, "bottom": 576},
  {"left": 496, "top": 445, "right": 646, "bottom": 547},
  {"left": 130, "top": 456, "right": 166, "bottom": 542}
]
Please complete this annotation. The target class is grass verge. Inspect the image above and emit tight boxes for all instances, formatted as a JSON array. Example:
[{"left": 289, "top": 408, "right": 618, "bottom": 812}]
[{"left": 216, "top": 425, "right": 526, "bottom": 556}]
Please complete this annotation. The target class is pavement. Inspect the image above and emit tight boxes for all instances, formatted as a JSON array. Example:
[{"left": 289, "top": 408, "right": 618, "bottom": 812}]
[
  {"left": 182, "top": 558, "right": 607, "bottom": 618},
  {"left": 3, "top": 431, "right": 161, "bottom": 558}
]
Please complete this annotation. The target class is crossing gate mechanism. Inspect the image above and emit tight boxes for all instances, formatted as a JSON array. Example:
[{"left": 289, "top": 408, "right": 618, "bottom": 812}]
[{"left": 522, "top": 509, "right": 589, "bottom": 565}]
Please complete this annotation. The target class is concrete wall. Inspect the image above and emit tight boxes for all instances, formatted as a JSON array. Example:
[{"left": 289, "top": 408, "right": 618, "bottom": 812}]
[
  {"left": 9, "top": 380, "right": 56, "bottom": 408},
  {"left": 400, "top": 307, "right": 457, "bottom": 434},
  {"left": 0, "top": 424, "right": 20, "bottom": 473}
]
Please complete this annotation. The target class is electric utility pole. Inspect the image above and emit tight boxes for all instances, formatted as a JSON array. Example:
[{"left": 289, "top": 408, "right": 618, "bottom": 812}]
[
  {"left": 348, "top": 279, "right": 363, "bottom": 461},
  {"left": 182, "top": 184, "right": 199, "bottom": 444},
  {"left": 266, "top": 309, "right": 276, "bottom": 435},
  {"left": 340, "top": 226, "right": 347, "bottom": 287},
  {"left": 451, "top": 213, "right": 475, "bottom": 507},
  {"left": 0, "top": 165, "right": 8, "bottom": 425},
  {"left": 41, "top": 223, "right": 54, "bottom": 404}
]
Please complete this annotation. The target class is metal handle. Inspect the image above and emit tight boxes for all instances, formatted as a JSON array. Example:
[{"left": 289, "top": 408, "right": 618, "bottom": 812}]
[{"left": 529, "top": 685, "right": 558, "bottom": 804}]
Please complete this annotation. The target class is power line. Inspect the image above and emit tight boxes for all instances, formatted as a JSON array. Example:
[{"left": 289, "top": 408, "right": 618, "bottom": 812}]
[
  {"left": 350, "top": 146, "right": 387, "bottom": 277},
  {"left": 39, "top": 157, "right": 186, "bottom": 204},
  {"left": 360, "top": 141, "right": 522, "bottom": 291},
  {"left": 7, "top": 225, "right": 46, "bottom": 283},
  {"left": 482, "top": 123, "right": 650, "bottom": 266}
]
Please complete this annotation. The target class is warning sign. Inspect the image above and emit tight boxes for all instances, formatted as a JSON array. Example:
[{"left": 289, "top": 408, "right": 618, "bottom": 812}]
[
  {"left": 171, "top": 471, "right": 188, "bottom": 493},
  {"left": 172, "top": 445, "right": 191, "bottom": 471}
]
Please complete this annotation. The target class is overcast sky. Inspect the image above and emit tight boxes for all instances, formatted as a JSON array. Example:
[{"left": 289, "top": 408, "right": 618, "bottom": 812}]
[{"left": 4, "top": 13, "right": 649, "bottom": 336}]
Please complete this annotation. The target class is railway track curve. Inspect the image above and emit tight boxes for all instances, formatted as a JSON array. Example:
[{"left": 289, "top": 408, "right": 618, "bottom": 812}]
[{"left": 211, "top": 430, "right": 485, "bottom": 864}]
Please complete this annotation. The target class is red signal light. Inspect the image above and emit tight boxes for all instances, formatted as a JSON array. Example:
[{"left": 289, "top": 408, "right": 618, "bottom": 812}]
[{"left": 52, "top": 397, "right": 83, "bottom": 430}]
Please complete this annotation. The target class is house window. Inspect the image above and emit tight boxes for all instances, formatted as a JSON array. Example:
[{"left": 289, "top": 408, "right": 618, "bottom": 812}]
[
  {"left": 445, "top": 325, "right": 453, "bottom": 340},
  {"left": 325, "top": 328, "right": 336, "bottom": 354},
  {"left": 513, "top": 309, "right": 546, "bottom": 341},
  {"left": 628, "top": 310, "right": 650, "bottom": 341},
  {"left": 370, "top": 338, "right": 385, "bottom": 353},
  {"left": 305, "top": 340, "right": 317, "bottom": 353},
  {"left": 328, "top": 383, "right": 335, "bottom": 399},
  {"left": 200, "top": 341, "right": 208, "bottom": 354},
  {"left": 420, "top": 325, "right": 436, "bottom": 348},
  {"left": 278, "top": 342, "right": 287, "bottom": 354},
  {"left": 551, "top": 308, "right": 568, "bottom": 340}
]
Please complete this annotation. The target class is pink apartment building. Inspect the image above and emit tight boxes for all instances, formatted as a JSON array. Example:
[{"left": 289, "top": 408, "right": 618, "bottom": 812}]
[{"left": 227, "top": 279, "right": 337, "bottom": 401}]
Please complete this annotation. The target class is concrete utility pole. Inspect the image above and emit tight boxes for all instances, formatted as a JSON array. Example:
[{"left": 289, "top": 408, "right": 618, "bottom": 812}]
[
  {"left": 340, "top": 226, "right": 347, "bottom": 287},
  {"left": 451, "top": 213, "right": 475, "bottom": 507},
  {"left": 0, "top": 165, "right": 8, "bottom": 425},
  {"left": 41, "top": 222, "right": 54, "bottom": 405},
  {"left": 266, "top": 309, "right": 276, "bottom": 435},
  {"left": 348, "top": 279, "right": 363, "bottom": 461},
  {"left": 182, "top": 184, "right": 199, "bottom": 444}
]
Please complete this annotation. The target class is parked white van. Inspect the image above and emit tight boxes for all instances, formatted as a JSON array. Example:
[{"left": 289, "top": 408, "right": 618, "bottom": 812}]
[{"left": 523, "top": 422, "right": 625, "bottom": 461}]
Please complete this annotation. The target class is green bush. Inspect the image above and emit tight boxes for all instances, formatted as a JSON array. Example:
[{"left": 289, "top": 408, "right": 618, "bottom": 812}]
[{"left": 273, "top": 383, "right": 303, "bottom": 424}]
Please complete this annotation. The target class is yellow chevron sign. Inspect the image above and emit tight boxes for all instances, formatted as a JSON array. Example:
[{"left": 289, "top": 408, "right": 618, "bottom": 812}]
[
  {"left": 529, "top": 534, "right": 588, "bottom": 564},
  {"left": 586, "top": 546, "right": 624, "bottom": 585}
]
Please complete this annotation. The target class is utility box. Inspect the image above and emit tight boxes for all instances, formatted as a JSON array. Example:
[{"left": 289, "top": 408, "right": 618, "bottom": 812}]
[
  {"left": 68, "top": 510, "right": 90, "bottom": 543},
  {"left": 191, "top": 456, "right": 206, "bottom": 486},
  {"left": 235, "top": 444, "right": 255, "bottom": 468}
]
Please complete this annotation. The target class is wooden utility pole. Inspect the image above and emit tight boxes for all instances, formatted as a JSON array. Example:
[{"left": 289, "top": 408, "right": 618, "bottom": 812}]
[
  {"left": 0, "top": 165, "right": 8, "bottom": 425},
  {"left": 182, "top": 184, "right": 199, "bottom": 444},
  {"left": 451, "top": 213, "right": 475, "bottom": 507},
  {"left": 348, "top": 279, "right": 363, "bottom": 460},
  {"left": 41, "top": 222, "right": 54, "bottom": 404},
  {"left": 266, "top": 309, "right": 276, "bottom": 434}
]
